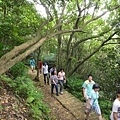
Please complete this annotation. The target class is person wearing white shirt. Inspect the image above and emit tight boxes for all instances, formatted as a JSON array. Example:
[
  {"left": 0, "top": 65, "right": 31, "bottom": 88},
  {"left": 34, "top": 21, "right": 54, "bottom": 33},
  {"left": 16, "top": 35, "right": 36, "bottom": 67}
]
[
  {"left": 110, "top": 88, "right": 120, "bottom": 120},
  {"left": 43, "top": 62, "right": 49, "bottom": 84},
  {"left": 58, "top": 68, "right": 66, "bottom": 94}
]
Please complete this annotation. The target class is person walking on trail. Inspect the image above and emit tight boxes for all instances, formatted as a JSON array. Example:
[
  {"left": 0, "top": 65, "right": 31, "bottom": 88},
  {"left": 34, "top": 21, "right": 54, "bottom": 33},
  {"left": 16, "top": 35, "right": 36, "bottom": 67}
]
[
  {"left": 82, "top": 74, "right": 95, "bottom": 113},
  {"left": 84, "top": 83, "right": 103, "bottom": 120},
  {"left": 42, "top": 62, "right": 49, "bottom": 84},
  {"left": 30, "top": 57, "right": 35, "bottom": 72},
  {"left": 110, "top": 88, "right": 120, "bottom": 120},
  {"left": 38, "top": 59, "right": 43, "bottom": 76},
  {"left": 50, "top": 65, "right": 57, "bottom": 77},
  {"left": 50, "top": 70, "right": 59, "bottom": 96},
  {"left": 58, "top": 68, "right": 66, "bottom": 94}
]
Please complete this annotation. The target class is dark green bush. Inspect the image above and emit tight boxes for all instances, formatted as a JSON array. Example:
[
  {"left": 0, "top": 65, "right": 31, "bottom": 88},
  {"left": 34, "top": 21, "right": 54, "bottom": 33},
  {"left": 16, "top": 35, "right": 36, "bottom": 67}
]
[
  {"left": 99, "top": 98, "right": 112, "bottom": 120},
  {"left": 67, "top": 73, "right": 84, "bottom": 101},
  {"left": 9, "top": 62, "right": 28, "bottom": 78}
]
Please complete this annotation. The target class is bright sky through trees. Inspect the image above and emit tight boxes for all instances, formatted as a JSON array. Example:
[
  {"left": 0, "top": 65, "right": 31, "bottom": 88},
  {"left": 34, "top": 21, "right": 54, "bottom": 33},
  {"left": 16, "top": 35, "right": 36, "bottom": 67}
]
[
  {"left": 27, "top": 0, "right": 46, "bottom": 17},
  {"left": 27, "top": 0, "right": 110, "bottom": 19}
]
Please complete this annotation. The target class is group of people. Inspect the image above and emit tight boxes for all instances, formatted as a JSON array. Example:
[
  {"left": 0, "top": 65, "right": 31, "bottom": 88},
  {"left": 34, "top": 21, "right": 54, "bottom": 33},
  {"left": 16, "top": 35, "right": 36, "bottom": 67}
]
[
  {"left": 29, "top": 57, "right": 66, "bottom": 96},
  {"left": 30, "top": 58, "right": 120, "bottom": 120},
  {"left": 42, "top": 63, "right": 66, "bottom": 96},
  {"left": 82, "top": 74, "right": 120, "bottom": 120}
]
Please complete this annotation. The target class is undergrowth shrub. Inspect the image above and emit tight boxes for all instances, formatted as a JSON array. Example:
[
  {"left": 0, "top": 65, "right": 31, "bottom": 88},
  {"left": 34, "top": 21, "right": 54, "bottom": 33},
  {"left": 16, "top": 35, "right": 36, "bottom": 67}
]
[
  {"left": 99, "top": 98, "right": 112, "bottom": 120},
  {"left": 9, "top": 62, "right": 28, "bottom": 78},
  {"left": 67, "top": 73, "right": 84, "bottom": 101},
  {"left": 0, "top": 62, "right": 50, "bottom": 120}
]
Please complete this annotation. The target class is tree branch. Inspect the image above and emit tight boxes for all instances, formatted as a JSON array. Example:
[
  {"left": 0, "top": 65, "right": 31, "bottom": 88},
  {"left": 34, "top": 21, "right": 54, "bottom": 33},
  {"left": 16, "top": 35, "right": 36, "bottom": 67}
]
[
  {"left": 49, "top": 28, "right": 87, "bottom": 38},
  {"left": 73, "top": 28, "right": 113, "bottom": 49},
  {"left": 0, "top": 37, "right": 47, "bottom": 75},
  {"left": 104, "top": 42, "right": 120, "bottom": 45},
  {"left": 82, "top": 5, "right": 120, "bottom": 28},
  {"left": 69, "top": 31, "right": 118, "bottom": 76},
  {"left": 92, "top": 0, "right": 100, "bottom": 18},
  {"left": 67, "top": 0, "right": 82, "bottom": 58},
  {"left": 0, "top": 36, "right": 40, "bottom": 66}
]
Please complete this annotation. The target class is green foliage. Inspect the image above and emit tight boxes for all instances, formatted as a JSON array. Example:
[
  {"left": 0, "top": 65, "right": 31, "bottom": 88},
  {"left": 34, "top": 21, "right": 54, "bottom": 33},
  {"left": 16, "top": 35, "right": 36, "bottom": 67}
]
[
  {"left": 42, "top": 53, "right": 57, "bottom": 69},
  {"left": 9, "top": 62, "right": 28, "bottom": 78},
  {"left": 67, "top": 73, "right": 84, "bottom": 101},
  {"left": 0, "top": 105, "right": 3, "bottom": 110},
  {"left": 99, "top": 99, "right": 112, "bottom": 120},
  {"left": 1, "top": 75, "right": 50, "bottom": 120},
  {"left": 41, "top": 39, "right": 58, "bottom": 57},
  {"left": 26, "top": 96, "right": 35, "bottom": 103},
  {"left": 0, "top": 62, "right": 50, "bottom": 120},
  {"left": 0, "top": 0, "right": 42, "bottom": 57}
]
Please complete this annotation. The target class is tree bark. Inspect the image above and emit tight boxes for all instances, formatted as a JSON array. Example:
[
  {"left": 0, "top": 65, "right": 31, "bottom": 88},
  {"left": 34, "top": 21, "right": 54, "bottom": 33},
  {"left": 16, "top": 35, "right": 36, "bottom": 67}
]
[
  {"left": 0, "top": 36, "right": 41, "bottom": 66},
  {"left": 0, "top": 38, "right": 46, "bottom": 75}
]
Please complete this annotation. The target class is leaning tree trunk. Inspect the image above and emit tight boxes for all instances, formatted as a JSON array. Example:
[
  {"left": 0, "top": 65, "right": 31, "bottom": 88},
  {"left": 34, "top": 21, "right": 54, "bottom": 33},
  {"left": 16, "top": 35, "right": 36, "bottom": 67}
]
[{"left": 0, "top": 37, "right": 46, "bottom": 75}]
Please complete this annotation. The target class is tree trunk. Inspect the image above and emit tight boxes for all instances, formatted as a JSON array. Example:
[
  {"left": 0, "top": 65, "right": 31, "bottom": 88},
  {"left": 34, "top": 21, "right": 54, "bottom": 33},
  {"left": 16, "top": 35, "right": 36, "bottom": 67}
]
[
  {"left": 36, "top": 47, "right": 41, "bottom": 78},
  {"left": 0, "top": 38, "right": 46, "bottom": 75},
  {"left": 0, "top": 36, "right": 41, "bottom": 66}
]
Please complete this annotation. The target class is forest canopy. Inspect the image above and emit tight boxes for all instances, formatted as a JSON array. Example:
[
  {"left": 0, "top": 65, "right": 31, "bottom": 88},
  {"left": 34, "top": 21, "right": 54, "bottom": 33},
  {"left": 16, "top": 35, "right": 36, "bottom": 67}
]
[{"left": 0, "top": 0, "right": 120, "bottom": 119}]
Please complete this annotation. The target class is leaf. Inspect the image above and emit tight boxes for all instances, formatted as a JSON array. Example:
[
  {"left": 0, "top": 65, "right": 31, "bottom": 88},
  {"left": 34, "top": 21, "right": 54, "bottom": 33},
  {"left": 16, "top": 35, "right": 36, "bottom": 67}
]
[{"left": 26, "top": 96, "right": 35, "bottom": 103}]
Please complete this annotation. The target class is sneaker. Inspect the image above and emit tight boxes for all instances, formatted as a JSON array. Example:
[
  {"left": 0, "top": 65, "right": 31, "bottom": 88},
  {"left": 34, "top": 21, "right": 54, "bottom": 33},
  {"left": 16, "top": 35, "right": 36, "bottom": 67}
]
[
  {"left": 60, "top": 92, "right": 63, "bottom": 94},
  {"left": 56, "top": 94, "right": 59, "bottom": 96}
]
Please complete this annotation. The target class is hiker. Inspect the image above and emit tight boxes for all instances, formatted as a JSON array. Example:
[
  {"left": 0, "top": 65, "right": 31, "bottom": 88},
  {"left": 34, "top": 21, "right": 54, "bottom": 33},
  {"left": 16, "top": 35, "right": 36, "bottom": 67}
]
[
  {"left": 30, "top": 57, "right": 35, "bottom": 72},
  {"left": 82, "top": 74, "right": 95, "bottom": 113},
  {"left": 84, "top": 83, "right": 103, "bottom": 120},
  {"left": 110, "top": 88, "right": 120, "bottom": 120},
  {"left": 58, "top": 68, "right": 66, "bottom": 94},
  {"left": 50, "top": 64, "right": 57, "bottom": 77},
  {"left": 42, "top": 62, "right": 49, "bottom": 84},
  {"left": 38, "top": 59, "right": 43, "bottom": 76},
  {"left": 50, "top": 70, "right": 59, "bottom": 96}
]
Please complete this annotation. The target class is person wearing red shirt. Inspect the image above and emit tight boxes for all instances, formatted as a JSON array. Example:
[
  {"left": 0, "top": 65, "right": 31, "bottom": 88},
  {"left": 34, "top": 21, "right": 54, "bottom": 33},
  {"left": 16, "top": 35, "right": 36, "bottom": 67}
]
[{"left": 38, "top": 60, "right": 43, "bottom": 76}]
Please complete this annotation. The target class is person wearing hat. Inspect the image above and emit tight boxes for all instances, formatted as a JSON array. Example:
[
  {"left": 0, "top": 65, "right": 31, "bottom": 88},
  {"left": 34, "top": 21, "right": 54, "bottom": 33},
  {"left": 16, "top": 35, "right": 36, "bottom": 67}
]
[
  {"left": 84, "top": 83, "right": 103, "bottom": 120},
  {"left": 110, "top": 88, "right": 120, "bottom": 120}
]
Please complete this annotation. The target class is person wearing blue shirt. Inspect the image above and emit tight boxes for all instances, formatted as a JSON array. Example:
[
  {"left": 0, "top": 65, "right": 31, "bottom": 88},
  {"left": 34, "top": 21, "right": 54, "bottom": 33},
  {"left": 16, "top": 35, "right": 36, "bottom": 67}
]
[
  {"left": 30, "top": 57, "right": 35, "bottom": 72},
  {"left": 84, "top": 83, "right": 103, "bottom": 120},
  {"left": 82, "top": 74, "right": 95, "bottom": 114},
  {"left": 110, "top": 88, "right": 120, "bottom": 120}
]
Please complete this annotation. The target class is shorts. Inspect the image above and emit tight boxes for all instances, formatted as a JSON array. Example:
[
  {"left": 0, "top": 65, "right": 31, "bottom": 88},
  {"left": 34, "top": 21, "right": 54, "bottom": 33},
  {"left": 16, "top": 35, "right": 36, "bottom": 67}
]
[
  {"left": 89, "top": 104, "right": 101, "bottom": 115},
  {"left": 31, "top": 65, "right": 35, "bottom": 69}
]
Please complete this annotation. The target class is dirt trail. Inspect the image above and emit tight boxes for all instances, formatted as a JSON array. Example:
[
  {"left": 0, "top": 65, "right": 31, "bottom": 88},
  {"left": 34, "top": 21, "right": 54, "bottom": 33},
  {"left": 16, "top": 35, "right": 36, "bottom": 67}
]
[{"left": 28, "top": 70, "right": 77, "bottom": 120}]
